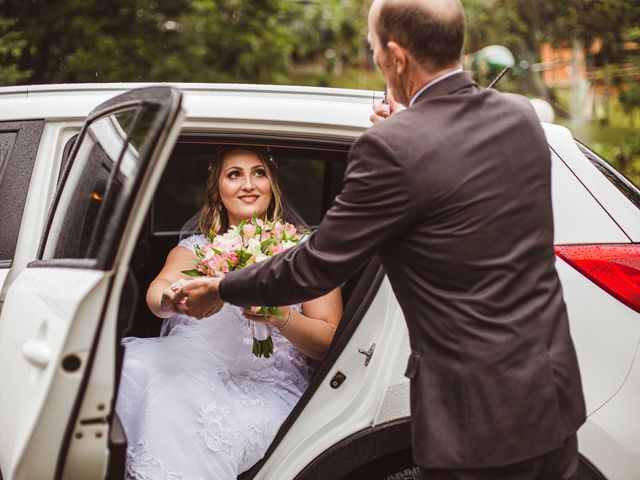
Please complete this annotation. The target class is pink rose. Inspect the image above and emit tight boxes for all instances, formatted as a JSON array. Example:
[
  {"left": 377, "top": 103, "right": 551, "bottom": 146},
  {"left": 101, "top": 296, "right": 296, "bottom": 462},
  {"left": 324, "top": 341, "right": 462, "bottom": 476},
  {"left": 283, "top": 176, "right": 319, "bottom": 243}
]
[
  {"left": 218, "top": 256, "right": 230, "bottom": 273},
  {"left": 205, "top": 258, "right": 219, "bottom": 275},
  {"left": 272, "top": 222, "right": 284, "bottom": 237},
  {"left": 284, "top": 223, "right": 297, "bottom": 238},
  {"left": 242, "top": 224, "right": 256, "bottom": 241},
  {"left": 260, "top": 230, "right": 272, "bottom": 241},
  {"left": 227, "top": 252, "right": 239, "bottom": 265}
]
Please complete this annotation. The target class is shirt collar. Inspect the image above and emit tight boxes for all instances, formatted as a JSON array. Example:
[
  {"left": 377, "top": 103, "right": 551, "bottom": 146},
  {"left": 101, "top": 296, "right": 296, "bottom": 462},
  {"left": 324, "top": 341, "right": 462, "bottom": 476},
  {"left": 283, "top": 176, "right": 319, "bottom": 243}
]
[{"left": 408, "top": 67, "right": 464, "bottom": 107}]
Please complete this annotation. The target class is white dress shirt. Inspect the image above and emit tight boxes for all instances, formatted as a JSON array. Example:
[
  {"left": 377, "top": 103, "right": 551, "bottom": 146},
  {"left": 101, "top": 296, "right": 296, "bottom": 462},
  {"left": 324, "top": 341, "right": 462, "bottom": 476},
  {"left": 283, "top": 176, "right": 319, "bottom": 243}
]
[{"left": 408, "top": 67, "right": 464, "bottom": 107}]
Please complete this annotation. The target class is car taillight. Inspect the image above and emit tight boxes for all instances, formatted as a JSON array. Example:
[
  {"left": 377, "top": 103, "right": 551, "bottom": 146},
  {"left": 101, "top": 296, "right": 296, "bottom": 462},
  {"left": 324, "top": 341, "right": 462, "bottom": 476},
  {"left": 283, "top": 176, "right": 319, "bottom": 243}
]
[{"left": 555, "top": 244, "right": 640, "bottom": 314}]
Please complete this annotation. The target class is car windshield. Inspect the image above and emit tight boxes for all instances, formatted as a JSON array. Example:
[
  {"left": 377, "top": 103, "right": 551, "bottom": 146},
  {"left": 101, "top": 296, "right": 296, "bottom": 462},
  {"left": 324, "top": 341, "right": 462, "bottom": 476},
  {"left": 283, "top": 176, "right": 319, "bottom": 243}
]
[{"left": 577, "top": 142, "right": 640, "bottom": 210}]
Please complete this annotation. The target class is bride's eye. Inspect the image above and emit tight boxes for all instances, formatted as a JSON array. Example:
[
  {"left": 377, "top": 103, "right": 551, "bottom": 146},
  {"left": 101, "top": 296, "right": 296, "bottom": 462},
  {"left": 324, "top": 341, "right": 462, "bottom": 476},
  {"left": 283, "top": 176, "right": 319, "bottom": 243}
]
[
  {"left": 254, "top": 169, "right": 266, "bottom": 177},
  {"left": 227, "top": 170, "right": 241, "bottom": 179}
]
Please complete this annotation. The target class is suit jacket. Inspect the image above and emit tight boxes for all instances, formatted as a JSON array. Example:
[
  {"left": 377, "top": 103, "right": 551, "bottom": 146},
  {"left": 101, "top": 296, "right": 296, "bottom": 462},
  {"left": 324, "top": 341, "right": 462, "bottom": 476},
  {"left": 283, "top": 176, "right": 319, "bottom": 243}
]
[{"left": 220, "top": 72, "right": 586, "bottom": 468}]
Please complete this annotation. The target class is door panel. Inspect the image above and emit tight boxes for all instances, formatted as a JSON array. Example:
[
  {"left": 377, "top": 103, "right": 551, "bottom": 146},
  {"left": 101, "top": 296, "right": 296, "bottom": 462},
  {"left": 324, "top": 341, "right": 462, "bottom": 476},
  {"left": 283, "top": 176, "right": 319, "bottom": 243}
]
[
  {"left": 0, "top": 269, "right": 109, "bottom": 478},
  {"left": 0, "top": 87, "right": 183, "bottom": 480}
]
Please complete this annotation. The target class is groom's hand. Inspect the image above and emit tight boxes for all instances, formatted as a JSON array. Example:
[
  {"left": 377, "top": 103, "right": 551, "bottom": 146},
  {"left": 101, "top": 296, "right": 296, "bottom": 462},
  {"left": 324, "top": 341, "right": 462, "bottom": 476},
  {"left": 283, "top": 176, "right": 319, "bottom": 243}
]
[
  {"left": 169, "top": 277, "right": 224, "bottom": 319},
  {"left": 370, "top": 87, "right": 404, "bottom": 124}
]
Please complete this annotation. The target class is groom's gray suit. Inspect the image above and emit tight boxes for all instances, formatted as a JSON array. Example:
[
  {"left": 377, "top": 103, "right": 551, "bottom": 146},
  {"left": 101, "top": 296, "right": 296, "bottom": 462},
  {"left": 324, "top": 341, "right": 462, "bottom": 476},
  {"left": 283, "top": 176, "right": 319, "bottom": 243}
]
[{"left": 220, "top": 72, "right": 586, "bottom": 469}]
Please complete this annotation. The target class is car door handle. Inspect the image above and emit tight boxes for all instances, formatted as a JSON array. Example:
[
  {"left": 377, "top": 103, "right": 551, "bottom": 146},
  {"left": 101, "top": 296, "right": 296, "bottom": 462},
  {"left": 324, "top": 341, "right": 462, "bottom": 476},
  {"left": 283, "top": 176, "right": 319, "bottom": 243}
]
[{"left": 21, "top": 339, "right": 51, "bottom": 369}]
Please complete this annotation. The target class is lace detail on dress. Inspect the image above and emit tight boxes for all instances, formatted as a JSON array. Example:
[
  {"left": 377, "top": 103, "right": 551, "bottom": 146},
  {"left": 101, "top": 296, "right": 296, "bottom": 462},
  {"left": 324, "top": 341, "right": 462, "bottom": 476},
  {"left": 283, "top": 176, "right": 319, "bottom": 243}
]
[
  {"left": 242, "top": 416, "right": 279, "bottom": 468},
  {"left": 195, "top": 402, "right": 235, "bottom": 455},
  {"left": 229, "top": 375, "right": 267, "bottom": 408},
  {"left": 127, "top": 441, "right": 185, "bottom": 480},
  {"left": 177, "top": 234, "right": 208, "bottom": 253}
]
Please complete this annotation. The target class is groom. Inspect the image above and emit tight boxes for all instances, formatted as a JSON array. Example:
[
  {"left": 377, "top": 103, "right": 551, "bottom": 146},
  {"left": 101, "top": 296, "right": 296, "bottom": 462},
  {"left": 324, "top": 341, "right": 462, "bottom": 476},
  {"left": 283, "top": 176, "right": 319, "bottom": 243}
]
[{"left": 172, "top": 0, "right": 586, "bottom": 478}]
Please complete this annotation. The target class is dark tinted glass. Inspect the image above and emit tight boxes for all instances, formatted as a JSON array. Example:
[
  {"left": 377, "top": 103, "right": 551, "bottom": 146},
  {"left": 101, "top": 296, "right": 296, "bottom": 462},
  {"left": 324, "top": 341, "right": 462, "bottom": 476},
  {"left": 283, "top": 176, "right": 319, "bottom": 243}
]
[
  {"left": 153, "top": 143, "right": 348, "bottom": 233},
  {"left": 45, "top": 107, "right": 157, "bottom": 261},
  {"left": 0, "top": 121, "right": 43, "bottom": 264},
  {"left": 578, "top": 142, "right": 640, "bottom": 210},
  {"left": 0, "top": 132, "right": 17, "bottom": 181}
]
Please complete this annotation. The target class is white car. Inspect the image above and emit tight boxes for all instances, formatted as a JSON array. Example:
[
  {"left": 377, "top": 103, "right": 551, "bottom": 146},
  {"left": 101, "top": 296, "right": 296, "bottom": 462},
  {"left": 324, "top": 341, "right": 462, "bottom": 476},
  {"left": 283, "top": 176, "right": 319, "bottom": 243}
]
[{"left": 0, "top": 83, "right": 638, "bottom": 480}]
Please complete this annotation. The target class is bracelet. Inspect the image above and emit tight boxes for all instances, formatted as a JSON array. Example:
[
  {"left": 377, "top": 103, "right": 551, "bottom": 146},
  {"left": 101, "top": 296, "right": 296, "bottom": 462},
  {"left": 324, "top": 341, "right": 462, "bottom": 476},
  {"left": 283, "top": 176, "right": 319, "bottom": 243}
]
[{"left": 278, "top": 307, "right": 293, "bottom": 331}]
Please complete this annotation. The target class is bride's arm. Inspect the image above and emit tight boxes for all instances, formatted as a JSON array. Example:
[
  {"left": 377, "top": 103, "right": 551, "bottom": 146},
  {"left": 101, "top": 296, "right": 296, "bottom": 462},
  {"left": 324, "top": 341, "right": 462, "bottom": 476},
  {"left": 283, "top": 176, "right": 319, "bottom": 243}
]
[
  {"left": 146, "top": 246, "right": 200, "bottom": 319},
  {"left": 248, "top": 288, "right": 343, "bottom": 361}
]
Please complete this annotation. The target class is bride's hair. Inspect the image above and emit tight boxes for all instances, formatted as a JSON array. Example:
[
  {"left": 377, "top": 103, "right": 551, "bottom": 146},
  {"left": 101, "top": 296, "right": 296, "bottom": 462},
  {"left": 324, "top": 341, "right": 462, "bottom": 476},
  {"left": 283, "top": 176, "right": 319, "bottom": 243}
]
[{"left": 199, "top": 145, "right": 285, "bottom": 236}]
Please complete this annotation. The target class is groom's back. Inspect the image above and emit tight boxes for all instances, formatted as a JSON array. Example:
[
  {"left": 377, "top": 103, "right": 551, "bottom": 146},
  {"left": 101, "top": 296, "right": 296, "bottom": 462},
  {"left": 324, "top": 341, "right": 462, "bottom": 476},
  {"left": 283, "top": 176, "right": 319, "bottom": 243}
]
[{"left": 369, "top": 75, "right": 586, "bottom": 468}]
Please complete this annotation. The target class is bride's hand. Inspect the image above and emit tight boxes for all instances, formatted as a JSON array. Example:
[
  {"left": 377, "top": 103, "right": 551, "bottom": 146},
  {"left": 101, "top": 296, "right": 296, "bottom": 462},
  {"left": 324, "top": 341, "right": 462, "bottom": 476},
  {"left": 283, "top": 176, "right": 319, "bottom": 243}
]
[
  {"left": 159, "top": 286, "right": 179, "bottom": 315},
  {"left": 170, "top": 277, "right": 224, "bottom": 319},
  {"left": 242, "top": 306, "right": 288, "bottom": 327}
]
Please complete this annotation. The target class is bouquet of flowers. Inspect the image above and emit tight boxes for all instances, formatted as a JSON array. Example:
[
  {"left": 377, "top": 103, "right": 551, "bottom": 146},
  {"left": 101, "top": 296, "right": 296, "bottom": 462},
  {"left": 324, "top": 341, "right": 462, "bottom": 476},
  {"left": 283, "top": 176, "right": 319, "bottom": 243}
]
[{"left": 182, "top": 216, "right": 305, "bottom": 358}]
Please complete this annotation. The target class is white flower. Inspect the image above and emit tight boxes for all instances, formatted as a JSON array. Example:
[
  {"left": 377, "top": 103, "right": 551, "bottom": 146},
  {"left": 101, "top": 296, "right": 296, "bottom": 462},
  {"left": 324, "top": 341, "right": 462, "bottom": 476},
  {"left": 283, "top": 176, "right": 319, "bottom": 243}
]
[
  {"left": 213, "top": 227, "right": 242, "bottom": 252},
  {"left": 246, "top": 238, "right": 263, "bottom": 258}
]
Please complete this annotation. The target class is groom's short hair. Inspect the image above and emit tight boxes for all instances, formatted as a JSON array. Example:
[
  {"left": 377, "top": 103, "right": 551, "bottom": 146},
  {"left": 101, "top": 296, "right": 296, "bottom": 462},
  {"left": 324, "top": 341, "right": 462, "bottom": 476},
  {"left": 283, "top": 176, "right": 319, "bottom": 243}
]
[{"left": 377, "top": 0, "right": 465, "bottom": 71}]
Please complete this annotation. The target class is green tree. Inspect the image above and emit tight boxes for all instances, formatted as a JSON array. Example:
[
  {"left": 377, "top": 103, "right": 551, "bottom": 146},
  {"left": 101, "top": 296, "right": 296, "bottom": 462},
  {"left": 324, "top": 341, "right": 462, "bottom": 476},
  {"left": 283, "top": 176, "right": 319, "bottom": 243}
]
[
  {"left": 0, "top": 0, "right": 301, "bottom": 85},
  {"left": 0, "top": 17, "right": 31, "bottom": 84},
  {"left": 291, "top": 0, "right": 367, "bottom": 71},
  {"left": 619, "top": 83, "right": 640, "bottom": 128},
  {"left": 178, "top": 0, "right": 300, "bottom": 83}
]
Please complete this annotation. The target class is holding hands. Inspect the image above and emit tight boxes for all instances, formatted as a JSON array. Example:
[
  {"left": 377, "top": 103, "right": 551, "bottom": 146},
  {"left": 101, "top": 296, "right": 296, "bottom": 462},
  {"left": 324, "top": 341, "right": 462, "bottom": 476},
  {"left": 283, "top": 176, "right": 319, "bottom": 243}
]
[{"left": 162, "top": 277, "right": 224, "bottom": 319}]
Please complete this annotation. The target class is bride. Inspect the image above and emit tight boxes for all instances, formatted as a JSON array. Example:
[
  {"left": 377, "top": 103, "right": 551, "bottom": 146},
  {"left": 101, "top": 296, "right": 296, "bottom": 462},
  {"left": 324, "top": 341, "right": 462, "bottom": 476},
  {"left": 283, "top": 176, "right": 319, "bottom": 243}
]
[{"left": 115, "top": 146, "right": 343, "bottom": 480}]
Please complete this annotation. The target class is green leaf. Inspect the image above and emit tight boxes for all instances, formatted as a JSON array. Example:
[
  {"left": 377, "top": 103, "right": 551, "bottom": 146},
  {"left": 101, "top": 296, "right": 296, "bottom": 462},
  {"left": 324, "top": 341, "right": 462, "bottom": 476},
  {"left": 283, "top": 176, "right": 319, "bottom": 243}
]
[
  {"left": 181, "top": 269, "right": 204, "bottom": 277},
  {"left": 241, "top": 250, "right": 253, "bottom": 264},
  {"left": 261, "top": 238, "right": 275, "bottom": 252}
]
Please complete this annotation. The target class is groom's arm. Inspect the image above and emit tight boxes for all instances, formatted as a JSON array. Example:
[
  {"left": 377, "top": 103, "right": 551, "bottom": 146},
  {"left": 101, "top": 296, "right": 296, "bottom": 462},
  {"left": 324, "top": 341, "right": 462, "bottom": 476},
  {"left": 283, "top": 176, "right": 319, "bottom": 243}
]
[{"left": 220, "top": 129, "right": 417, "bottom": 307}]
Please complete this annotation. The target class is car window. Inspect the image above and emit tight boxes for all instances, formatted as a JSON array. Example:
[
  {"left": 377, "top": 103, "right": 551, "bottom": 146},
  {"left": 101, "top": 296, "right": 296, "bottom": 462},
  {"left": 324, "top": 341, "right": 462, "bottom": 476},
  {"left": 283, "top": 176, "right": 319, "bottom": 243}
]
[
  {"left": 0, "top": 120, "right": 44, "bottom": 267},
  {"left": 578, "top": 142, "right": 640, "bottom": 210},
  {"left": 152, "top": 141, "right": 349, "bottom": 234},
  {"left": 42, "top": 106, "right": 156, "bottom": 264},
  {"left": 0, "top": 132, "right": 17, "bottom": 175}
]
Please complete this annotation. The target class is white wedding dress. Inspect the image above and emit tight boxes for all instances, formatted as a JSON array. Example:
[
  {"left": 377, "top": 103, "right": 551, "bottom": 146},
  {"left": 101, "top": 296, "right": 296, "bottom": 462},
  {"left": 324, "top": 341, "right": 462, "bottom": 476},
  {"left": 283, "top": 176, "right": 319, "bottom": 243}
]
[{"left": 115, "top": 234, "right": 313, "bottom": 480}]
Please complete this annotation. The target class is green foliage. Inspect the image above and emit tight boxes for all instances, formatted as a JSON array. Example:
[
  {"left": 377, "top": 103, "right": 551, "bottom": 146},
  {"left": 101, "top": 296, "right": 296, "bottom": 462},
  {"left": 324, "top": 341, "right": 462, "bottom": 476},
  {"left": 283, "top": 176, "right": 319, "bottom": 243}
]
[
  {"left": 0, "top": 17, "right": 31, "bottom": 84},
  {"left": 179, "top": 0, "right": 300, "bottom": 83},
  {"left": 290, "top": 0, "right": 368, "bottom": 71},
  {"left": 466, "top": 0, "right": 640, "bottom": 65},
  {"left": 0, "top": 0, "right": 372, "bottom": 85},
  {"left": 0, "top": 0, "right": 299, "bottom": 84},
  {"left": 559, "top": 96, "right": 640, "bottom": 187},
  {"left": 619, "top": 83, "right": 640, "bottom": 119}
]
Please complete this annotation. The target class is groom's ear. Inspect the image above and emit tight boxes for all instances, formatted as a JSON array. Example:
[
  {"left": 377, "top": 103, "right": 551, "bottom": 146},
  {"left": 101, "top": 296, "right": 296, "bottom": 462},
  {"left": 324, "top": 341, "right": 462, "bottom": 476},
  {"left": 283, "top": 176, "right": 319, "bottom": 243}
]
[{"left": 387, "top": 41, "right": 407, "bottom": 75}]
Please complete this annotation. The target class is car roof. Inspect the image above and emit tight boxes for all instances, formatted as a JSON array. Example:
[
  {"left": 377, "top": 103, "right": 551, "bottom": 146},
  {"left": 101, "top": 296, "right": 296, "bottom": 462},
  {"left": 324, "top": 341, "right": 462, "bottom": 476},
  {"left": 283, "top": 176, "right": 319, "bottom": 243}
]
[
  {"left": 0, "top": 82, "right": 384, "bottom": 130},
  {"left": 0, "top": 82, "right": 380, "bottom": 100}
]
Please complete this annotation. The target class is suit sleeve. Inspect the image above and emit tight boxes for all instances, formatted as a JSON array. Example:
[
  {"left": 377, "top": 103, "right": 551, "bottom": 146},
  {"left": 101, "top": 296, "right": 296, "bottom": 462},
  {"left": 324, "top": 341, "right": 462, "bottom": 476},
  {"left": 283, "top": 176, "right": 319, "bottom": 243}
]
[{"left": 219, "top": 130, "right": 417, "bottom": 307}]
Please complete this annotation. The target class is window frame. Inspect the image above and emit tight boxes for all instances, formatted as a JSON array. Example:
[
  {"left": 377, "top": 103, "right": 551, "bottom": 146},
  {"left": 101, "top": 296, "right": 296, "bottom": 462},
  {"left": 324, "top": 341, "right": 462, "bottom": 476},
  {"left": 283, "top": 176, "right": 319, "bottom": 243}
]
[
  {"left": 0, "top": 120, "right": 45, "bottom": 268},
  {"left": 34, "top": 87, "right": 183, "bottom": 271}
]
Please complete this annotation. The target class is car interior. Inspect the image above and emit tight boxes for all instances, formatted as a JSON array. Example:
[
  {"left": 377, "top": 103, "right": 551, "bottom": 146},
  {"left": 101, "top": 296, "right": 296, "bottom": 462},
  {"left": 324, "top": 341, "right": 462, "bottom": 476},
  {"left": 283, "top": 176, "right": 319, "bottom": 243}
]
[{"left": 106, "top": 134, "right": 386, "bottom": 479}]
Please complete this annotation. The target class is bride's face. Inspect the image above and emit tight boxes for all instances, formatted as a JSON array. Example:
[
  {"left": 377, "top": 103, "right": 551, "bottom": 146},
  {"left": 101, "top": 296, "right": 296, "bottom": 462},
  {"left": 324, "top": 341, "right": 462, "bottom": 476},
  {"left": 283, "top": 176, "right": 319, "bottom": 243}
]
[{"left": 218, "top": 150, "right": 273, "bottom": 226}]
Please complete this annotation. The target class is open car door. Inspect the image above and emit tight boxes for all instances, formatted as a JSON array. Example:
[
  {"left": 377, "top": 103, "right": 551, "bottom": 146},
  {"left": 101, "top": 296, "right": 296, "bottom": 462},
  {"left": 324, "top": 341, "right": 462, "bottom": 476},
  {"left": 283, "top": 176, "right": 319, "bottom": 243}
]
[{"left": 0, "top": 87, "right": 184, "bottom": 480}]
